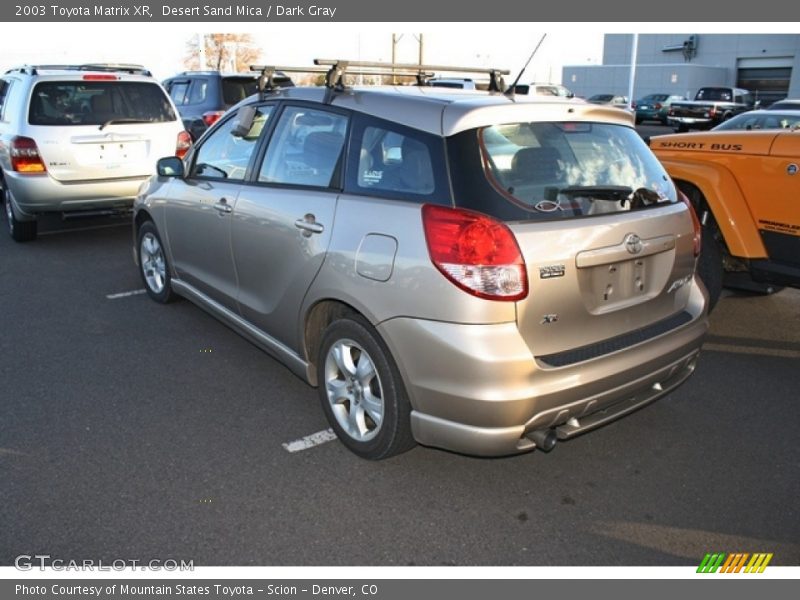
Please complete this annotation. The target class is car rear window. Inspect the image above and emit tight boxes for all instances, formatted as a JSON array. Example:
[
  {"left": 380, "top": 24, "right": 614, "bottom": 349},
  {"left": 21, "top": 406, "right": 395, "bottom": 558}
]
[
  {"left": 29, "top": 81, "right": 176, "bottom": 126},
  {"left": 221, "top": 77, "right": 260, "bottom": 106},
  {"left": 447, "top": 121, "right": 677, "bottom": 221}
]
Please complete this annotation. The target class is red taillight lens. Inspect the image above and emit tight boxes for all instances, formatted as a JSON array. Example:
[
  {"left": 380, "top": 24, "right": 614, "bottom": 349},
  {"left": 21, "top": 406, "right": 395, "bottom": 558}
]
[
  {"left": 10, "top": 136, "right": 46, "bottom": 173},
  {"left": 175, "top": 131, "right": 192, "bottom": 159},
  {"left": 82, "top": 74, "right": 118, "bottom": 81},
  {"left": 422, "top": 204, "right": 528, "bottom": 301},
  {"left": 202, "top": 111, "right": 225, "bottom": 127},
  {"left": 679, "top": 190, "right": 702, "bottom": 257}
]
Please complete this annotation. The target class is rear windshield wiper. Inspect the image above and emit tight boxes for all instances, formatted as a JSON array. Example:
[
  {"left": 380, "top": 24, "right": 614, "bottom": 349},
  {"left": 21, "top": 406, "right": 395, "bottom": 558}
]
[
  {"left": 546, "top": 185, "right": 633, "bottom": 201},
  {"left": 98, "top": 118, "right": 155, "bottom": 130},
  {"left": 545, "top": 186, "right": 666, "bottom": 209}
]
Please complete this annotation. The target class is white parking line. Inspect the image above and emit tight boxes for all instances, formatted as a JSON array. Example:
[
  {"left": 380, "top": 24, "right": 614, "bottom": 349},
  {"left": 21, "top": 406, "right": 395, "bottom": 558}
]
[
  {"left": 106, "top": 289, "right": 147, "bottom": 300},
  {"left": 282, "top": 429, "right": 338, "bottom": 453}
]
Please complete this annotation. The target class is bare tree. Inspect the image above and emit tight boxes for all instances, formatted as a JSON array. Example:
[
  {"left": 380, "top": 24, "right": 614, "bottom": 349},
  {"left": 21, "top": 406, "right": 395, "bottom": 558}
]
[{"left": 184, "top": 33, "right": 261, "bottom": 72}]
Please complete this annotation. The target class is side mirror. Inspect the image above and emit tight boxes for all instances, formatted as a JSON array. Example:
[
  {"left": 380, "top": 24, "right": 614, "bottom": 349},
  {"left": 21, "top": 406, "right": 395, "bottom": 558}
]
[
  {"left": 157, "top": 156, "right": 184, "bottom": 178},
  {"left": 231, "top": 106, "right": 257, "bottom": 138}
]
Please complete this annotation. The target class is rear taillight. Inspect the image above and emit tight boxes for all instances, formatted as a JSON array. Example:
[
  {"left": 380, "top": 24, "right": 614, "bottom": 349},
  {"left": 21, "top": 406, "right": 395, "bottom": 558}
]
[
  {"left": 422, "top": 204, "right": 528, "bottom": 301},
  {"left": 10, "top": 136, "right": 46, "bottom": 173},
  {"left": 82, "top": 74, "right": 118, "bottom": 81},
  {"left": 679, "top": 190, "right": 702, "bottom": 257},
  {"left": 176, "top": 131, "right": 192, "bottom": 159},
  {"left": 202, "top": 111, "right": 225, "bottom": 128}
]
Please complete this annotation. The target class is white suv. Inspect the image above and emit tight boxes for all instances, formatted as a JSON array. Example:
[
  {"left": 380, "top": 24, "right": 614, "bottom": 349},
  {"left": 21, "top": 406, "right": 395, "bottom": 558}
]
[{"left": 0, "top": 64, "right": 190, "bottom": 241}]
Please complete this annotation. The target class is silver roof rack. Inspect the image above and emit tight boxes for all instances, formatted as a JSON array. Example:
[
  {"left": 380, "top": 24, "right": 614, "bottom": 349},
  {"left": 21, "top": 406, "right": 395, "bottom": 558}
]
[{"left": 250, "top": 59, "right": 510, "bottom": 100}]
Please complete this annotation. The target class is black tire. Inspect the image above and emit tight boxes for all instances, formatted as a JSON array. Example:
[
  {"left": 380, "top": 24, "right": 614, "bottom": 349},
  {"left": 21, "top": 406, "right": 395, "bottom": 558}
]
[
  {"left": 676, "top": 124, "right": 689, "bottom": 133},
  {"left": 317, "top": 316, "right": 415, "bottom": 460},
  {"left": 137, "top": 221, "right": 176, "bottom": 304},
  {"left": 3, "top": 187, "right": 37, "bottom": 242},
  {"left": 697, "top": 227, "right": 723, "bottom": 312}
]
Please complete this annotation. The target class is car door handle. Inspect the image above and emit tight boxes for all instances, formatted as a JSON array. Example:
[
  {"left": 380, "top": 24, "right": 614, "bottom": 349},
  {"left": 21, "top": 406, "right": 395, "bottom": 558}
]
[
  {"left": 294, "top": 214, "right": 324, "bottom": 236},
  {"left": 213, "top": 198, "right": 232, "bottom": 215}
]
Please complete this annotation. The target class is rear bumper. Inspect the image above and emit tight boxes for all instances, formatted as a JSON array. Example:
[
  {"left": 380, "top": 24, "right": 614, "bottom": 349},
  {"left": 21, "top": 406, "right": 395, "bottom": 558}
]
[
  {"left": 4, "top": 171, "right": 147, "bottom": 216},
  {"left": 378, "top": 280, "right": 708, "bottom": 456},
  {"left": 667, "top": 116, "right": 714, "bottom": 128}
]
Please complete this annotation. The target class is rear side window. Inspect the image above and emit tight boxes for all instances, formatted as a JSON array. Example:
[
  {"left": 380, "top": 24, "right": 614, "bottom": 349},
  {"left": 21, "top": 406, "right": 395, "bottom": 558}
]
[
  {"left": 29, "top": 81, "right": 177, "bottom": 126},
  {"left": 448, "top": 122, "right": 676, "bottom": 221},
  {"left": 345, "top": 115, "right": 450, "bottom": 204},
  {"left": 0, "top": 79, "right": 11, "bottom": 120}
]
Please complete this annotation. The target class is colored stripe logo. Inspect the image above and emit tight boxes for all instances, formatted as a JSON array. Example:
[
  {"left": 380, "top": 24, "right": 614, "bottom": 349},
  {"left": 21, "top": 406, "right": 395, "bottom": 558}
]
[{"left": 697, "top": 552, "right": 773, "bottom": 573}]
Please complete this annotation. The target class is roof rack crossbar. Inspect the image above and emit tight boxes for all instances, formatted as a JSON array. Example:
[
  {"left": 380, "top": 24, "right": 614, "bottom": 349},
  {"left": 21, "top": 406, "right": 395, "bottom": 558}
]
[
  {"left": 249, "top": 59, "right": 510, "bottom": 96},
  {"left": 314, "top": 59, "right": 509, "bottom": 92}
]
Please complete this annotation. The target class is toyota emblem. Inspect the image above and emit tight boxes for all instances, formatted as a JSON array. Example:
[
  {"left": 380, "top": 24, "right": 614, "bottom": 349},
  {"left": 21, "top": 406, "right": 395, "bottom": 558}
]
[{"left": 624, "top": 233, "right": 643, "bottom": 255}]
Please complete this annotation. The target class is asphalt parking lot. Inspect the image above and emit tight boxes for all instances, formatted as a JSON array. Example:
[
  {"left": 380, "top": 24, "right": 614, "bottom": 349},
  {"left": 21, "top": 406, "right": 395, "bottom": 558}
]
[{"left": 1, "top": 200, "right": 799, "bottom": 567}]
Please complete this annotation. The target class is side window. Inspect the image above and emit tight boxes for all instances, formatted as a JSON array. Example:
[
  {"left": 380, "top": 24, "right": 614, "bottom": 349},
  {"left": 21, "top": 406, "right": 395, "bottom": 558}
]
[
  {"left": 258, "top": 106, "right": 348, "bottom": 188},
  {"left": 188, "top": 80, "right": 207, "bottom": 105},
  {"left": 168, "top": 81, "right": 190, "bottom": 106},
  {"left": 192, "top": 106, "right": 272, "bottom": 181},
  {"left": 352, "top": 123, "right": 437, "bottom": 196},
  {"left": 0, "top": 79, "right": 11, "bottom": 120}
]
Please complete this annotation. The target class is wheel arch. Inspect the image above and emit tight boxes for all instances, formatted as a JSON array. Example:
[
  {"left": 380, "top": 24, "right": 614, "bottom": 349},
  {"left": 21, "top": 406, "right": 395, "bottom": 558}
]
[
  {"left": 663, "top": 159, "right": 767, "bottom": 259},
  {"left": 303, "top": 299, "right": 366, "bottom": 387}
]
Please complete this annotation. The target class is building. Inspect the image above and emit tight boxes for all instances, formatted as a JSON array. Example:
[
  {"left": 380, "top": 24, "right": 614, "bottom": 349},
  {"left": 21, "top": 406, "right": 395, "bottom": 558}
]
[{"left": 563, "top": 34, "right": 800, "bottom": 106}]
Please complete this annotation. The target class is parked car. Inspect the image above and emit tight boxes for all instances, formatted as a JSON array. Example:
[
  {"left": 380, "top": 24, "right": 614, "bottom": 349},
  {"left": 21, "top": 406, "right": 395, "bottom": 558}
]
[
  {"left": 765, "top": 98, "right": 800, "bottom": 110},
  {"left": 134, "top": 60, "right": 708, "bottom": 460},
  {"left": 426, "top": 78, "right": 480, "bottom": 90},
  {"left": 513, "top": 83, "right": 574, "bottom": 98},
  {"left": 633, "top": 93, "right": 686, "bottom": 124},
  {"left": 163, "top": 70, "right": 293, "bottom": 140},
  {"left": 667, "top": 87, "right": 756, "bottom": 132},
  {"left": 712, "top": 109, "right": 800, "bottom": 131},
  {"left": 0, "top": 63, "right": 190, "bottom": 242},
  {"left": 651, "top": 129, "right": 800, "bottom": 309},
  {"left": 588, "top": 94, "right": 629, "bottom": 108}
]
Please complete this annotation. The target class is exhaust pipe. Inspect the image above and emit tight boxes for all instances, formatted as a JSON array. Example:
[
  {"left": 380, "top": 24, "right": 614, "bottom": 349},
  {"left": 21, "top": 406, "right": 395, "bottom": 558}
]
[{"left": 527, "top": 428, "right": 557, "bottom": 452}]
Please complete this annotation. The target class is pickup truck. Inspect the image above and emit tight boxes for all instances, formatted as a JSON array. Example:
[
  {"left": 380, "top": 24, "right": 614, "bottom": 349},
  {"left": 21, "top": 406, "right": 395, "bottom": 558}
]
[
  {"left": 667, "top": 87, "right": 756, "bottom": 132},
  {"left": 651, "top": 129, "right": 800, "bottom": 309}
]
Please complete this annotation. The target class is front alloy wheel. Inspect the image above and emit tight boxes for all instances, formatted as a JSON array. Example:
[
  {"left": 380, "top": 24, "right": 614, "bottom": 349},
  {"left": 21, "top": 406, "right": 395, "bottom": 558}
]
[{"left": 137, "top": 221, "right": 175, "bottom": 303}]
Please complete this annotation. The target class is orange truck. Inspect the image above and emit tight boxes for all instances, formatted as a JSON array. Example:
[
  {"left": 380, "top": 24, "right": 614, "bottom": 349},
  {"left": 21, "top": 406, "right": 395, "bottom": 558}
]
[{"left": 650, "top": 129, "right": 800, "bottom": 309}]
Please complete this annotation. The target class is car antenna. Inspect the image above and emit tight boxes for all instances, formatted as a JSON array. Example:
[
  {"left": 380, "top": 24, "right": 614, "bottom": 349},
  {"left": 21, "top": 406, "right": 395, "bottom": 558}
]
[{"left": 506, "top": 33, "right": 547, "bottom": 98}]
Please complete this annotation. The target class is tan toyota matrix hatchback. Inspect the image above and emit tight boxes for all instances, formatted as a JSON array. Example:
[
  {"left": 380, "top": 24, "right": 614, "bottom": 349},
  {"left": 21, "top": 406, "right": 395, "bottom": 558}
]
[{"left": 133, "top": 60, "right": 709, "bottom": 459}]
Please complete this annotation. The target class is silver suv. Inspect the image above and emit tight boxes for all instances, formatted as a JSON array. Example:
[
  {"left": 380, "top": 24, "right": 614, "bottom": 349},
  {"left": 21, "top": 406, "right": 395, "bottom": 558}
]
[
  {"left": 0, "top": 64, "right": 190, "bottom": 241},
  {"left": 134, "top": 60, "right": 709, "bottom": 460}
]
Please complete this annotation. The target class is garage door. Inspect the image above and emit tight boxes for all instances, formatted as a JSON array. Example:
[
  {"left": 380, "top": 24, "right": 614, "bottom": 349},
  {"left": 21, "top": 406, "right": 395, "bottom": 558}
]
[{"left": 737, "top": 57, "right": 794, "bottom": 107}]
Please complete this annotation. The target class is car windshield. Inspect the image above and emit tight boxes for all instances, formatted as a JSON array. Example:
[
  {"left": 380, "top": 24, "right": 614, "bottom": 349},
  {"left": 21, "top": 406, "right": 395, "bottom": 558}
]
[
  {"left": 29, "top": 81, "right": 176, "bottom": 126},
  {"left": 449, "top": 121, "right": 676, "bottom": 221},
  {"left": 715, "top": 111, "right": 800, "bottom": 131},
  {"left": 590, "top": 95, "right": 613, "bottom": 102}
]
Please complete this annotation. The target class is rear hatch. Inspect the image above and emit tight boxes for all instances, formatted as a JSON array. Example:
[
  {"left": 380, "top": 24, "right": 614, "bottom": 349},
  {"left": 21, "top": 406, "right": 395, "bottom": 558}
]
[
  {"left": 27, "top": 78, "right": 180, "bottom": 182},
  {"left": 449, "top": 120, "right": 699, "bottom": 359}
]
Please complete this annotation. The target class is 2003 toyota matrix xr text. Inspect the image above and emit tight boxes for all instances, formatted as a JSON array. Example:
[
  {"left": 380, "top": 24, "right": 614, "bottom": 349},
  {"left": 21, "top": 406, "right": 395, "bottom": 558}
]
[{"left": 133, "top": 60, "right": 709, "bottom": 460}]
